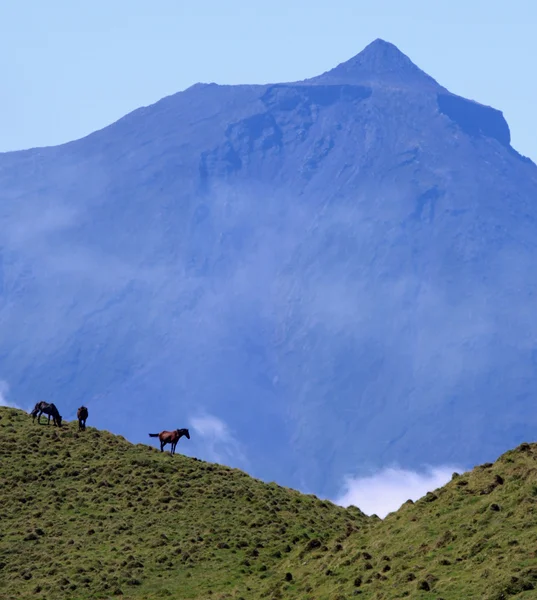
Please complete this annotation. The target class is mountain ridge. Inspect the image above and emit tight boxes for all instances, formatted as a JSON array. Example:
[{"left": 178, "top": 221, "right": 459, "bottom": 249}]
[{"left": 2, "top": 39, "right": 520, "bottom": 159}]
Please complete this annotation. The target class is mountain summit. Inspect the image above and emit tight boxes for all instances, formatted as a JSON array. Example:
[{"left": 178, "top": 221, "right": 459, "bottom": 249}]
[
  {"left": 309, "top": 38, "right": 443, "bottom": 89},
  {"left": 0, "top": 41, "right": 536, "bottom": 498}
]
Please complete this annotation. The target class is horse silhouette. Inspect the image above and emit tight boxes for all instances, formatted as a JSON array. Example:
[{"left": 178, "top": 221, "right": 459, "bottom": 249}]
[
  {"left": 30, "top": 402, "right": 62, "bottom": 427},
  {"left": 149, "top": 428, "right": 190, "bottom": 455},
  {"left": 77, "top": 406, "right": 89, "bottom": 431}
]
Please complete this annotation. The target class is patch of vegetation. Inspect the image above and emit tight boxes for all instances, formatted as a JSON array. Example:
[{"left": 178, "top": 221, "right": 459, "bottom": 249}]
[{"left": 2, "top": 406, "right": 537, "bottom": 599}]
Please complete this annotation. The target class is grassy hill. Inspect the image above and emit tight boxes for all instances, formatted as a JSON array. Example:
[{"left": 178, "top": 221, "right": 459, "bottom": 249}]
[{"left": 2, "top": 406, "right": 537, "bottom": 600}]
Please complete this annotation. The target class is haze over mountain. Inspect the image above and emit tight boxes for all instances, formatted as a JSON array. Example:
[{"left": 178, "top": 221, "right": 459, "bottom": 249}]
[{"left": 1, "top": 39, "right": 537, "bottom": 498}]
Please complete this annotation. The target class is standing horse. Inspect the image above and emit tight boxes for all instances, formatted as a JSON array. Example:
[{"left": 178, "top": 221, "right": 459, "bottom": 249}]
[
  {"left": 77, "top": 406, "right": 89, "bottom": 431},
  {"left": 30, "top": 402, "right": 62, "bottom": 427},
  {"left": 148, "top": 428, "right": 190, "bottom": 455}
]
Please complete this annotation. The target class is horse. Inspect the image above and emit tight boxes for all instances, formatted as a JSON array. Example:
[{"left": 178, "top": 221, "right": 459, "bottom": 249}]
[
  {"left": 77, "top": 406, "right": 89, "bottom": 431},
  {"left": 30, "top": 401, "right": 62, "bottom": 427},
  {"left": 148, "top": 428, "right": 190, "bottom": 455}
]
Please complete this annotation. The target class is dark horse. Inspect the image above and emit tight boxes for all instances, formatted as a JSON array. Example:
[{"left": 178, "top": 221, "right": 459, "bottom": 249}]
[
  {"left": 30, "top": 401, "right": 62, "bottom": 427},
  {"left": 149, "top": 428, "right": 190, "bottom": 455},
  {"left": 77, "top": 406, "right": 89, "bottom": 431}
]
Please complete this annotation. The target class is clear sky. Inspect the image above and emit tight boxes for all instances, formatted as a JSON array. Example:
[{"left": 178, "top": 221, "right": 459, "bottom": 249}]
[{"left": 1, "top": 0, "right": 535, "bottom": 160}]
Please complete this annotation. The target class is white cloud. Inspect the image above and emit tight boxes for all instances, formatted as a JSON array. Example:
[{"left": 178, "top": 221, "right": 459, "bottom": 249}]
[
  {"left": 334, "top": 465, "right": 460, "bottom": 518},
  {"left": 189, "top": 413, "right": 247, "bottom": 465},
  {"left": 0, "top": 380, "right": 23, "bottom": 410},
  {"left": 191, "top": 414, "right": 229, "bottom": 439}
]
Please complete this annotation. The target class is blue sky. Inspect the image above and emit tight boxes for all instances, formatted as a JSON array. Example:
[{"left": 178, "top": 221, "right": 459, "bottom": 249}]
[{"left": 1, "top": 0, "right": 535, "bottom": 159}]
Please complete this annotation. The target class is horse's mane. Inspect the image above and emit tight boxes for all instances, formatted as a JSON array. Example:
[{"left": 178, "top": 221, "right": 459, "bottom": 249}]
[{"left": 30, "top": 401, "right": 45, "bottom": 415}]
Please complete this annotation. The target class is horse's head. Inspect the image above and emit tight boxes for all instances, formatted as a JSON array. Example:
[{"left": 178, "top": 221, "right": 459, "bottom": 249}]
[
  {"left": 57, "top": 414, "right": 63, "bottom": 427},
  {"left": 179, "top": 428, "right": 190, "bottom": 439}
]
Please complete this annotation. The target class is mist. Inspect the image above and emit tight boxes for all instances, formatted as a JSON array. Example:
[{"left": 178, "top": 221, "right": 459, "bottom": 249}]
[{"left": 0, "top": 380, "right": 23, "bottom": 410}]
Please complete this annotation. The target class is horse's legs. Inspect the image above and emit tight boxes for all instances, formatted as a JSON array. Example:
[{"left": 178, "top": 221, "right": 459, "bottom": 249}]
[
  {"left": 160, "top": 441, "right": 164, "bottom": 452},
  {"left": 171, "top": 441, "right": 177, "bottom": 455},
  {"left": 37, "top": 411, "right": 42, "bottom": 424}
]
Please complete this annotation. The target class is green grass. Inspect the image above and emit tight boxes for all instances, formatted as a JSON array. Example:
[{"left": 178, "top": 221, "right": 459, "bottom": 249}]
[
  {"left": 0, "top": 408, "right": 364, "bottom": 600},
  {"left": 2, "top": 406, "right": 537, "bottom": 599},
  {"left": 302, "top": 447, "right": 537, "bottom": 600}
]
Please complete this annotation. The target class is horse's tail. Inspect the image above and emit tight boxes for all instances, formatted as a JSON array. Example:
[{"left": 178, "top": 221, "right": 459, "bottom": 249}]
[{"left": 148, "top": 433, "right": 160, "bottom": 438}]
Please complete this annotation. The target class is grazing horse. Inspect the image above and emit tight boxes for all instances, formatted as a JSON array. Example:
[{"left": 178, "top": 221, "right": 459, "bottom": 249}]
[
  {"left": 30, "top": 402, "right": 62, "bottom": 427},
  {"left": 77, "top": 406, "right": 89, "bottom": 431},
  {"left": 149, "top": 428, "right": 190, "bottom": 455}
]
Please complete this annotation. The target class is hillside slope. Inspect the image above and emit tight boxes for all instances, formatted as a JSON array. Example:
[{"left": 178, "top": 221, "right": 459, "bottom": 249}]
[
  {"left": 2, "top": 407, "right": 537, "bottom": 600},
  {"left": 0, "top": 407, "right": 365, "bottom": 600},
  {"left": 298, "top": 443, "right": 537, "bottom": 599},
  {"left": 2, "top": 39, "right": 537, "bottom": 497}
]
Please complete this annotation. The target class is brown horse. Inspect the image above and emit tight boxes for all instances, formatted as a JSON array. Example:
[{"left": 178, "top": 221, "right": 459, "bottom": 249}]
[
  {"left": 149, "top": 428, "right": 190, "bottom": 455},
  {"left": 30, "top": 402, "right": 62, "bottom": 427},
  {"left": 77, "top": 406, "right": 89, "bottom": 431}
]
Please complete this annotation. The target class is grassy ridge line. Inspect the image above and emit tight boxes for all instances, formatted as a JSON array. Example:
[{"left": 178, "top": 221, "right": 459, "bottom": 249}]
[
  {"left": 3, "top": 406, "right": 537, "bottom": 600},
  {"left": 0, "top": 407, "right": 366, "bottom": 600},
  {"left": 286, "top": 442, "right": 537, "bottom": 599}
]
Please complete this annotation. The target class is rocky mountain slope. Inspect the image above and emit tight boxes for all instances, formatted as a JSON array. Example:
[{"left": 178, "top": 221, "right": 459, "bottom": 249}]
[{"left": 1, "top": 40, "right": 537, "bottom": 495}]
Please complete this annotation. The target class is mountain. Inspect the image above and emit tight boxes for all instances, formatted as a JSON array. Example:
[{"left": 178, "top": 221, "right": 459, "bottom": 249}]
[
  {"left": 1, "top": 39, "right": 537, "bottom": 497},
  {"left": 3, "top": 406, "right": 537, "bottom": 600}
]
